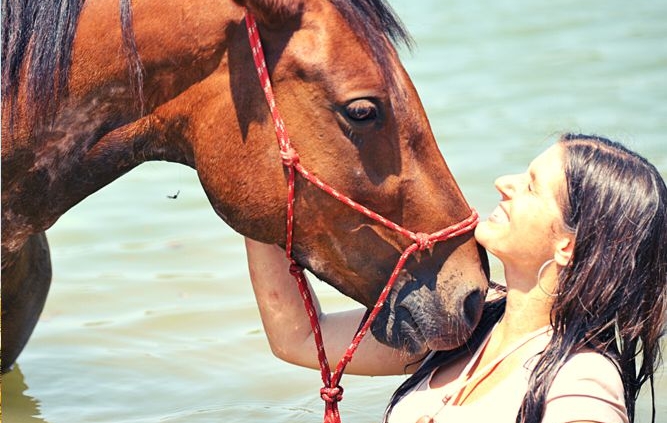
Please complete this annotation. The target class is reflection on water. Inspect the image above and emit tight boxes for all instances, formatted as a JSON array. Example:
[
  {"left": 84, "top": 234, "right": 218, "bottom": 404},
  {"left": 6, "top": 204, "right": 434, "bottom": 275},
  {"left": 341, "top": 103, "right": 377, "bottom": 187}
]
[
  {"left": 2, "top": 365, "right": 48, "bottom": 423},
  {"left": 3, "top": 0, "right": 666, "bottom": 422}
]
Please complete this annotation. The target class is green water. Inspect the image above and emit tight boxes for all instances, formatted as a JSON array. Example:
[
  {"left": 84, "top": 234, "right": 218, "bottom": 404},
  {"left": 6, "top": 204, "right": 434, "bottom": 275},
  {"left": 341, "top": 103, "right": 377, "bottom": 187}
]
[{"left": 3, "top": 0, "right": 666, "bottom": 422}]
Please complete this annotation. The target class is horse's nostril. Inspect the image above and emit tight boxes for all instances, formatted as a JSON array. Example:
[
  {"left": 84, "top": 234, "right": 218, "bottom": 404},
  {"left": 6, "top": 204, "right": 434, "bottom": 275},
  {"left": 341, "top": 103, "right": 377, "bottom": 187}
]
[{"left": 463, "top": 288, "right": 484, "bottom": 328}]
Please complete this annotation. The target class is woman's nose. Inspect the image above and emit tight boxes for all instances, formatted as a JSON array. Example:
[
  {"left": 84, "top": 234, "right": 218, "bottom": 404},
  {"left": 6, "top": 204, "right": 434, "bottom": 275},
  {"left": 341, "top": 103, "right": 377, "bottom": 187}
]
[{"left": 494, "top": 174, "right": 516, "bottom": 198}]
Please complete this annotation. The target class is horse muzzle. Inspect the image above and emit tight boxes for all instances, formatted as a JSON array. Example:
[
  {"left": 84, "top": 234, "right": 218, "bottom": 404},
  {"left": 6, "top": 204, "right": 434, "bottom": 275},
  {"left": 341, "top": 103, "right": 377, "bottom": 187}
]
[{"left": 370, "top": 271, "right": 486, "bottom": 353}]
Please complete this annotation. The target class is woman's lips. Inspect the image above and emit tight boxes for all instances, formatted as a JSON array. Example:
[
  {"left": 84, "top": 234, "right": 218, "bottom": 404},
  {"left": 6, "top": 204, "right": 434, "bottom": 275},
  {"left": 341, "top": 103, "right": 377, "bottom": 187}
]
[{"left": 488, "top": 205, "right": 509, "bottom": 223}]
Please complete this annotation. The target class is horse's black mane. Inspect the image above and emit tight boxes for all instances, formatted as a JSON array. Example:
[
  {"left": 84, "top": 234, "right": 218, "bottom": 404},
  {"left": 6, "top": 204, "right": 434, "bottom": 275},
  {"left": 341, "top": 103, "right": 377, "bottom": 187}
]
[
  {"left": 1, "top": 0, "right": 412, "bottom": 126},
  {"left": 1, "top": 0, "right": 138, "bottom": 126},
  {"left": 2, "top": 0, "right": 87, "bottom": 123}
]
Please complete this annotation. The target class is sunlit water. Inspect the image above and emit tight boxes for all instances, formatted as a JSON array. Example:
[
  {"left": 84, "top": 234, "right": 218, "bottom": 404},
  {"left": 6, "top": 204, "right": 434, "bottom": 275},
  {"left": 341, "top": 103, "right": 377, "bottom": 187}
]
[{"left": 3, "top": 0, "right": 666, "bottom": 422}]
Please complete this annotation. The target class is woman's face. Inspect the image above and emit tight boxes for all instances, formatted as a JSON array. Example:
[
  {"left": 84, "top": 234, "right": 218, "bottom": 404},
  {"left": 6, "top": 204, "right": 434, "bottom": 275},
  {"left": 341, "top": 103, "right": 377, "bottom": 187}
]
[{"left": 475, "top": 144, "right": 568, "bottom": 271}]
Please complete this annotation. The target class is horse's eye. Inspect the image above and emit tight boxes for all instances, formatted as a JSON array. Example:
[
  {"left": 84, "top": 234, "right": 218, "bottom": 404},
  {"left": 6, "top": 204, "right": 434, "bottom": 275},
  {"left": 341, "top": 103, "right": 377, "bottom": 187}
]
[{"left": 345, "top": 99, "right": 378, "bottom": 122}]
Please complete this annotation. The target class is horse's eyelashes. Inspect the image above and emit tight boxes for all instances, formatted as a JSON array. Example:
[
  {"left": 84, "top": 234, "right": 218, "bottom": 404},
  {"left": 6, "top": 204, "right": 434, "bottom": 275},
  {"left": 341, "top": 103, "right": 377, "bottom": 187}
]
[
  {"left": 347, "top": 105, "right": 375, "bottom": 121},
  {"left": 345, "top": 99, "right": 378, "bottom": 122}
]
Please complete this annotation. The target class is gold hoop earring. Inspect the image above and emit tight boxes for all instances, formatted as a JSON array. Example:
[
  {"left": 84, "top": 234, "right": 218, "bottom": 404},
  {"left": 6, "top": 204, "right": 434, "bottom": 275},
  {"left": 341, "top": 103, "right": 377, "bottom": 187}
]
[{"left": 537, "top": 259, "right": 558, "bottom": 297}]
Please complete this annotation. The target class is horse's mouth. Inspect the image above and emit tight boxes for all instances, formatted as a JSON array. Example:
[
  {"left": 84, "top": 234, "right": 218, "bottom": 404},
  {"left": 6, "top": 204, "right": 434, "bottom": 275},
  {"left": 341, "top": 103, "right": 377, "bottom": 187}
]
[
  {"left": 369, "top": 279, "right": 479, "bottom": 354},
  {"left": 391, "top": 305, "right": 428, "bottom": 354},
  {"left": 367, "top": 283, "right": 424, "bottom": 354},
  {"left": 371, "top": 305, "right": 473, "bottom": 355}
]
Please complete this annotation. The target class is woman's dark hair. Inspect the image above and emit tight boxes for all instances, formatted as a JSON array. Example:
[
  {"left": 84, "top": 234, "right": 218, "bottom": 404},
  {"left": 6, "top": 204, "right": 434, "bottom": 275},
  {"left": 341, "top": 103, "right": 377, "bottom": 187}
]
[
  {"left": 522, "top": 133, "right": 667, "bottom": 423},
  {"left": 382, "top": 133, "right": 667, "bottom": 423}
]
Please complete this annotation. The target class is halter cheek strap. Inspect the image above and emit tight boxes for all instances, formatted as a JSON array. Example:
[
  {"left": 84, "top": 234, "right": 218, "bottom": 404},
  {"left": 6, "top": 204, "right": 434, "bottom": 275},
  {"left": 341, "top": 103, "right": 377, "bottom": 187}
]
[{"left": 245, "top": 12, "right": 479, "bottom": 423}]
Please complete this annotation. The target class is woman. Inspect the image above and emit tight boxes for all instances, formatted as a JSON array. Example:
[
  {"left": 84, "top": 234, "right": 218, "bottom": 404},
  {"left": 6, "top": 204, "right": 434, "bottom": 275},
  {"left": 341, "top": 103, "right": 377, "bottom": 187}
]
[{"left": 244, "top": 133, "right": 666, "bottom": 423}]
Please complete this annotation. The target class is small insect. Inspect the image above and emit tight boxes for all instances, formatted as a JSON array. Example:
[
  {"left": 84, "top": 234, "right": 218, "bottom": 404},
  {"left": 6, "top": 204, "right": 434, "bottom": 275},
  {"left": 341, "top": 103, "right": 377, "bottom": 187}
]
[{"left": 166, "top": 190, "right": 180, "bottom": 199}]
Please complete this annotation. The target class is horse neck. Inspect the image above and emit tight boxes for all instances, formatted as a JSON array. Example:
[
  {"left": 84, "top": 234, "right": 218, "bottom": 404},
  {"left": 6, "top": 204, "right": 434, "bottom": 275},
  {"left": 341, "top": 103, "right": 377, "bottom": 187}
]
[{"left": 1, "top": 2, "right": 247, "bottom": 247}]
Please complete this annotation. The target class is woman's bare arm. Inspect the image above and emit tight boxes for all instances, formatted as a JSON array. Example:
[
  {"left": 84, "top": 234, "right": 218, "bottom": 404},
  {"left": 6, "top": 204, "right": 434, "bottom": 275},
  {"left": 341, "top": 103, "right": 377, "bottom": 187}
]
[{"left": 245, "top": 238, "right": 425, "bottom": 376}]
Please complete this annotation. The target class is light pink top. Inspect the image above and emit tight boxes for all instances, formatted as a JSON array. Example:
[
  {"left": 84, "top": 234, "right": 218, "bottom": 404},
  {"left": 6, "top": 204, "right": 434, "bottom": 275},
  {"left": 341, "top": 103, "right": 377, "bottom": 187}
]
[{"left": 387, "top": 333, "right": 628, "bottom": 423}]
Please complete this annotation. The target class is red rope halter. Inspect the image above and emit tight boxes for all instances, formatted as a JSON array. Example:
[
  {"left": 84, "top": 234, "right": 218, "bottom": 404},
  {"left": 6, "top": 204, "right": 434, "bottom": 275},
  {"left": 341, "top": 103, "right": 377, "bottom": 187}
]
[{"left": 245, "top": 13, "right": 479, "bottom": 423}]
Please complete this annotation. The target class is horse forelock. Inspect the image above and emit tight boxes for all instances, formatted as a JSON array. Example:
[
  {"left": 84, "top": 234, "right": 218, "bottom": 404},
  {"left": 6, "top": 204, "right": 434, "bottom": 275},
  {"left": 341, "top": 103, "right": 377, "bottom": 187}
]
[
  {"left": 329, "top": 0, "right": 413, "bottom": 49},
  {"left": 328, "top": 0, "right": 414, "bottom": 96}
]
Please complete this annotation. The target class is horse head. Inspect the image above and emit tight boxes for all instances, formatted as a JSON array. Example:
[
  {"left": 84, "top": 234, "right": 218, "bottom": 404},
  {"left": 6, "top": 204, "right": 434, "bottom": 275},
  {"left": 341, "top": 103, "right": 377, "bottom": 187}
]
[
  {"left": 191, "top": 0, "right": 490, "bottom": 353},
  {"left": 1, "top": 0, "right": 489, "bottom": 368}
]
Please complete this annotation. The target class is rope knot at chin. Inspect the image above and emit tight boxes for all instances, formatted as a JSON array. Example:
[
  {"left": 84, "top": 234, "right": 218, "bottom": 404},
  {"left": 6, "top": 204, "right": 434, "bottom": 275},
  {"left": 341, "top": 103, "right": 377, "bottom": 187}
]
[
  {"left": 280, "top": 146, "right": 300, "bottom": 166},
  {"left": 414, "top": 232, "right": 434, "bottom": 251},
  {"left": 288, "top": 262, "right": 304, "bottom": 276},
  {"left": 320, "top": 385, "right": 344, "bottom": 403}
]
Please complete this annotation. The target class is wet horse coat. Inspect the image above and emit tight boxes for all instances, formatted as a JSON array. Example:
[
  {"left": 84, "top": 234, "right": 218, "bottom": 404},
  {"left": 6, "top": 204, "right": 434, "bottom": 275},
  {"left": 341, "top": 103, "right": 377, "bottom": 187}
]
[{"left": 1, "top": 0, "right": 489, "bottom": 372}]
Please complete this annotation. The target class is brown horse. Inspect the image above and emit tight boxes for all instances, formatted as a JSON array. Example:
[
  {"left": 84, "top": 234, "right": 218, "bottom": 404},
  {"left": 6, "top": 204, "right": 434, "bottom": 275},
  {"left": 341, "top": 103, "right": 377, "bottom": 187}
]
[{"left": 1, "top": 0, "right": 489, "bottom": 373}]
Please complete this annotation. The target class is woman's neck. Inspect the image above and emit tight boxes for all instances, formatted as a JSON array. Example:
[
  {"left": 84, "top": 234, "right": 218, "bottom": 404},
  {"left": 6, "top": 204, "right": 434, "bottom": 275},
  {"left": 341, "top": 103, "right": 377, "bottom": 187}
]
[
  {"left": 501, "top": 290, "right": 551, "bottom": 330},
  {"left": 491, "top": 266, "right": 554, "bottom": 346}
]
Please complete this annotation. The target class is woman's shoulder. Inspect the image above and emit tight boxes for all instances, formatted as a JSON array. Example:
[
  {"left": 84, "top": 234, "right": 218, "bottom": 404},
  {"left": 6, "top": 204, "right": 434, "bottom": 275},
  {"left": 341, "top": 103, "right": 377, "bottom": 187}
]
[
  {"left": 543, "top": 350, "right": 628, "bottom": 423},
  {"left": 558, "top": 350, "right": 621, "bottom": 378},
  {"left": 554, "top": 350, "right": 623, "bottom": 386},
  {"left": 550, "top": 350, "right": 623, "bottom": 398}
]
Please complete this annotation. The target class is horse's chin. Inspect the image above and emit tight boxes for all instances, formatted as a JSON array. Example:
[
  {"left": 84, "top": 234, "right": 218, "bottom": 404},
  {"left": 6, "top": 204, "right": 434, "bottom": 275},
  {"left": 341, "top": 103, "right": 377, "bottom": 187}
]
[
  {"left": 378, "top": 311, "right": 429, "bottom": 355},
  {"left": 369, "top": 294, "right": 475, "bottom": 354}
]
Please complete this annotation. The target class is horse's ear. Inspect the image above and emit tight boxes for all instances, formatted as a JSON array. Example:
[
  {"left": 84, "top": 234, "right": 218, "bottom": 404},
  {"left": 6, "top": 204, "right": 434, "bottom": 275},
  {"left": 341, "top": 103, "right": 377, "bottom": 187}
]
[{"left": 234, "top": 0, "right": 303, "bottom": 27}]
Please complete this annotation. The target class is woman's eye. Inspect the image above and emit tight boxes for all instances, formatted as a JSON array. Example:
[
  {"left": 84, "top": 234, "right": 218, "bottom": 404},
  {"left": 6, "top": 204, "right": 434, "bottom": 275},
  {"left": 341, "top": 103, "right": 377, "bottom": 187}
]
[{"left": 345, "top": 99, "right": 378, "bottom": 122}]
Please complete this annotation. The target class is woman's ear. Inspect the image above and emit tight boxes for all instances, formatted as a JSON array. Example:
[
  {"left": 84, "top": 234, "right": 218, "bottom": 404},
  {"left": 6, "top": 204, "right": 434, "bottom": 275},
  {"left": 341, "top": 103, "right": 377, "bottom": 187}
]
[
  {"left": 553, "top": 234, "right": 575, "bottom": 267},
  {"left": 233, "top": 0, "right": 303, "bottom": 28}
]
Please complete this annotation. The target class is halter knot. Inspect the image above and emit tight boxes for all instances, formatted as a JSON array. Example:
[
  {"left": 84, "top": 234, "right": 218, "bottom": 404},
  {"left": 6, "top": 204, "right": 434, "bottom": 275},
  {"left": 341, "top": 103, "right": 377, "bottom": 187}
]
[
  {"left": 320, "top": 385, "right": 344, "bottom": 403},
  {"left": 414, "top": 232, "right": 434, "bottom": 251},
  {"left": 280, "top": 147, "right": 300, "bottom": 167},
  {"left": 288, "top": 261, "right": 304, "bottom": 276}
]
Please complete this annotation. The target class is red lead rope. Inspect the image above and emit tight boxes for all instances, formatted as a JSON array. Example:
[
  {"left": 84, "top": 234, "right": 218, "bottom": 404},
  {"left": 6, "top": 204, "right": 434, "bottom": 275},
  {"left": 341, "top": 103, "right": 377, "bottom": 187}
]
[{"left": 245, "top": 12, "right": 479, "bottom": 423}]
